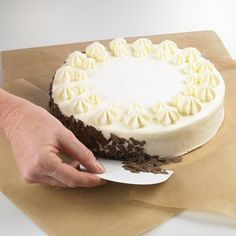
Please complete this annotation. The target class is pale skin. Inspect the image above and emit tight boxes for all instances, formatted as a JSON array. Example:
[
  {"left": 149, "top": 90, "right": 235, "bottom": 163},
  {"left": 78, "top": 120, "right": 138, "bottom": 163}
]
[{"left": 0, "top": 88, "right": 106, "bottom": 187}]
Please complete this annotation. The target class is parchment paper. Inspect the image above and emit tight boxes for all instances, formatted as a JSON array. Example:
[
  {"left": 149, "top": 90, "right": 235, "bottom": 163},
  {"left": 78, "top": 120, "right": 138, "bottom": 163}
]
[
  {"left": 130, "top": 69, "right": 236, "bottom": 219},
  {"left": 1, "top": 31, "right": 236, "bottom": 235},
  {"left": 2, "top": 31, "right": 236, "bottom": 90},
  {"left": 0, "top": 79, "right": 180, "bottom": 236}
]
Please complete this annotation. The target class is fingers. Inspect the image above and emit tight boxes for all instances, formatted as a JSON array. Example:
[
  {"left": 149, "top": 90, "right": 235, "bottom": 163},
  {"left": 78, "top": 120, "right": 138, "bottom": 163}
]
[
  {"left": 48, "top": 153, "right": 106, "bottom": 188},
  {"left": 38, "top": 176, "right": 68, "bottom": 188},
  {"left": 58, "top": 129, "right": 105, "bottom": 174},
  {"left": 69, "top": 160, "right": 80, "bottom": 169},
  {"left": 21, "top": 173, "right": 68, "bottom": 187}
]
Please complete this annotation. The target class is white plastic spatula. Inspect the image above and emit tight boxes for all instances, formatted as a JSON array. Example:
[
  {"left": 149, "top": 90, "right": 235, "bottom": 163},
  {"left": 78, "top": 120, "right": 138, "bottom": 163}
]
[{"left": 94, "top": 158, "right": 174, "bottom": 185}]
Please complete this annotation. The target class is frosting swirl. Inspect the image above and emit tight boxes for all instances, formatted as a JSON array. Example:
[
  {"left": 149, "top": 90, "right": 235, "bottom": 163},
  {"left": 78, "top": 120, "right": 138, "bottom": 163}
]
[
  {"left": 124, "top": 110, "right": 150, "bottom": 129},
  {"left": 124, "top": 104, "right": 150, "bottom": 128},
  {"left": 80, "top": 58, "right": 97, "bottom": 70},
  {"left": 170, "top": 94, "right": 185, "bottom": 109},
  {"left": 155, "top": 47, "right": 169, "bottom": 60},
  {"left": 109, "top": 38, "right": 129, "bottom": 56},
  {"left": 196, "top": 85, "right": 216, "bottom": 102},
  {"left": 183, "top": 47, "right": 201, "bottom": 63},
  {"left": 185, "top": 74, "right": 200, "bottom": 85},
  {"left": 179, "top": 96, "right": 202, "bottom": 115},
  {"left": 54, "top": 65, "right": 76, "bottom": 83},
  {"left": 183, "top": 84, "right": 198, "bottom": 96},
  {"left": 85, "top": 42, "right": 109, "bottom": 62},
  {"left": 154, "top": 106, "right": 180, "bottom": 125},
  {"left": 95, "top": 105, "right": 120, "bottom": 126},
  {"left": 151, "top": 101, "right": 168, "bottom": 114},
  {"left": 199, "top": 71, "right": 220, "bottom": 87},
  {"left": 70, "top": 96, "right": 91, "bottom": 114},
  {"left": 159, "top": 40, "right": 178, "bottom": 55},
  {"left": 66, "top": 51, "right": 87, "bottom": 68},
  {"left": 171, "top": 52, "right": 185, "bottom": 65},
  {"left": 132, "top": 38, "right": 154, "bottom": 57},
  {"left": 89, "top": 93, "right": 102, "bottom": 105},
  {"left": 196, "top": 60, "right": 215, "bottom": 73},
  {"left": 75, "top": 84, "right": 88, "bottom": 95},
  {"left": 182, "top": 62, "right": 198, "bottom": 74},
  {"left": 73, "top": 69, "right": 88, "bottom": 81},
  {"left": 52, "top": 83, "right": 77, "bottom": 102}
]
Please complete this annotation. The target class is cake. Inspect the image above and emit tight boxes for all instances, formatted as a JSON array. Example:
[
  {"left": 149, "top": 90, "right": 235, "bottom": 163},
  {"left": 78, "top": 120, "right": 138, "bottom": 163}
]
[{"left": 49, "top": 37, "right": 225, "bottom": 173}]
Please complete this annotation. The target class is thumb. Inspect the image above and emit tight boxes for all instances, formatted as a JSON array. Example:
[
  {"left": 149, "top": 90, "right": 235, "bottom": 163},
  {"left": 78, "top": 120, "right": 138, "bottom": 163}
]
[{"left": 58, "top": 129, "right": 105, "bottom": 174}]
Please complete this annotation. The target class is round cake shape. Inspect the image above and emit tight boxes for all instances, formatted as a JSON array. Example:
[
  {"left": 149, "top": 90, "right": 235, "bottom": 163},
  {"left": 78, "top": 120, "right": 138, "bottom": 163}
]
[{"left": 50, "top": 38, "right": 225, "bottom": 159}]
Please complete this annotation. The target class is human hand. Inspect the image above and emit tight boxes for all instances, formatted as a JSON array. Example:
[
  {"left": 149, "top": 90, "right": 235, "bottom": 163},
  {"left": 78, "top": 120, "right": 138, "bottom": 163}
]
[{"left": 3, "top": 98, "right": 106, "bottom": 188}]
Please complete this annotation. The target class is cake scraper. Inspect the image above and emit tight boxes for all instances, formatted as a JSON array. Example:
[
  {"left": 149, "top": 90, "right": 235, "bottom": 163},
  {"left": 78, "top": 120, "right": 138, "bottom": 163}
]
[{"left": 94, "top": 158, "right": 174, "bottom": 185}]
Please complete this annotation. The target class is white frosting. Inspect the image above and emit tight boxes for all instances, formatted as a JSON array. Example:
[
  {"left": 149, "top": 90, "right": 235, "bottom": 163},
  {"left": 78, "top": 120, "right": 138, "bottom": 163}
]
[
  {"left": 132, "top": 38, "right": 154, "bottom": 57},
  {"left": 170, "top": 94, "right": 185, "bottom": 108},
  {"left": 54, "top": 65, "right": 76, "bottom": 83},
  {"left": 199, "top": 71, "right": 220, "bottom": 87},
  {"left": 124, "top": 106, "right": 150, "bottom": 129},
  {"left": 179, "top": 96, "right": 202, "bottom": 115},
  {"left": 171, "top": 52, "right": 185, "bottom": 65},
  {"left": 52, "top": 38, "right": 225, "bottom": 157},
  {"left": 66, "top": 51, "right": 87, "bottom": 68},
  {"left": 151, "top": 101, "right": 168, "bottom": 113},
  {"left": 183, "top": 47, "right": 201, "bottom": 63},
  {"left": 95, "top": 104, "right": 120, "bottom": 126},
  {"left": 155, "top": 46, "right": 169, "bottom": 60},
  {"left": 153, "top": 106, "right": 180, "bottom": 125},
  {"left": 80, "top": 57, "right": 97, "bottom": 70},
  {"left": 89, "top": 92, "right": 102, "bottom": 105},
  {"left": 86, "top": 42, "right": 109, "bottom": 62},
  {"left": 109, "top": 38, "right": 129, "bottom": 56},
  {"left": 182, "top": 62, "right": 198, "bottom": 74},
  {"left": 85, "top": 56, "right": 186, "bottom": 106},
  {"left": 70, "top": 96, "right": 92, "bottom": 114},
  {"left": 182, "top": 84, "right": 198, "bottom": 96},
  {"left": 159, "top": 40, "right": 178, "bottom": 55},
  {"left": 185, "top": 73, "right": 200, "bottom": 85},
  {"left": 196, "top": 84, "right": 216, "bottom": 102},
  {"left": 52, "top": 82, "right": 77, "bottom": 102},
  {"left": 196, "top": 60, "right": 215, "bottom": 73}
]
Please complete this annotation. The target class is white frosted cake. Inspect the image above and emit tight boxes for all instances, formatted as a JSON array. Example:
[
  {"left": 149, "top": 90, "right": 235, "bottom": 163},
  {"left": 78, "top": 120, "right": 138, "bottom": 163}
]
[{"left": 49, "top": 37, "right": 225, "bottom": 171}]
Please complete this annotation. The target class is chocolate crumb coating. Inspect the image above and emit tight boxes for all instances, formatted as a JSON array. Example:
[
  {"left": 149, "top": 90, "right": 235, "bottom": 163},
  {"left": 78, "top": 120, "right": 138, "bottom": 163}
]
[{"left": 49, "top": 80, "right": 182, "bottom": 174}]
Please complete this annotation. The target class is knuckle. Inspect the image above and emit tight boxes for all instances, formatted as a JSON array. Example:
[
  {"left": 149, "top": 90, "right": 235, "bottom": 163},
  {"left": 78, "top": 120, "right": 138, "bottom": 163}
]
[
  {"left": 21, "top": 169, "right": 36, "bottom": 183},
  {"left": 21, "top": 158, "right": 43, "bottom": 183},
  {"left": 31, "top": 157, "right": 44, "bottom": 172}
]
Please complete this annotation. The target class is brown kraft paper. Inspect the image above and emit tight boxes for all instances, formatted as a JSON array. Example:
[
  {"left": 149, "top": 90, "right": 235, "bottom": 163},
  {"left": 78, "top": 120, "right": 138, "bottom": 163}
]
[
  {"left": 2, "top": 31, "right": 236, "bottom": 90},
  {"left": 0, "top": 79, "right": 180, "bottom": 236},
  {"left": 130, "top": 69, "right": 236, "bottom": 219},
  {"left": 1, "top": 31, "right": 236, "bottom": 234}
]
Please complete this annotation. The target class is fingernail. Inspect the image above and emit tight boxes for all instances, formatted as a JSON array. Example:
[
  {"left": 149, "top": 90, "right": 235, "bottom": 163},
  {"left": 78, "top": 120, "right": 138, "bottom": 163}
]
[{"left": 96, "top": 161, "right": 105, "bottom": 172}]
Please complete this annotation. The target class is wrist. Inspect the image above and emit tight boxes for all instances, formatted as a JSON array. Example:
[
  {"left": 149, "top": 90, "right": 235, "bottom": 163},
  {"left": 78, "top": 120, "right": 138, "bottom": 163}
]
[{"left": 0, "top": 90, "right": 28, "bottom": 138}]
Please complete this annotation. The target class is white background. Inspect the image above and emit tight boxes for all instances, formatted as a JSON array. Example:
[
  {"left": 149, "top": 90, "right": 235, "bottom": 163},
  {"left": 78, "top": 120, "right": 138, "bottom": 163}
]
[{"left": 0, "top": 0, "right": 236, "bottom": 235}]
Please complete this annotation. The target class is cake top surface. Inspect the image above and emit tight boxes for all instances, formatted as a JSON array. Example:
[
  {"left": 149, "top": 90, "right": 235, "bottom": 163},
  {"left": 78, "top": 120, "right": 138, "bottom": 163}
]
[{"left": 51, "top": 38, "right": 225, "bottom": 132}]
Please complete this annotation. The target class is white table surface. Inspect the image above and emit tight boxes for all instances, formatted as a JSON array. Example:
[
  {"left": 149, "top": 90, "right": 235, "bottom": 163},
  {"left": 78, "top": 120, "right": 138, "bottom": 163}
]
[{"left": 0, "top": 0, "right": 236, "bottom": 235}]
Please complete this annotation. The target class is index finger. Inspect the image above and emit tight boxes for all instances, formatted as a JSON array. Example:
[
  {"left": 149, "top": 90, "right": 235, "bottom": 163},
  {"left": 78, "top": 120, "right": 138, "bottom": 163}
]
[{"left": 58, "top": 129, "right": 105, "bottom": 174}]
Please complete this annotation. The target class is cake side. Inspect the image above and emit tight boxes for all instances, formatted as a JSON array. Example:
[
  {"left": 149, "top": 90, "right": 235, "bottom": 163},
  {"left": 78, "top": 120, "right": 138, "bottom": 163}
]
[{"left": 49, "top": 90, "right": 182, "bottom": 173}]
